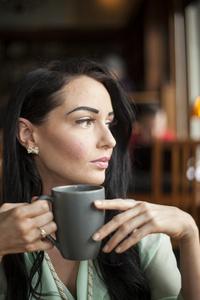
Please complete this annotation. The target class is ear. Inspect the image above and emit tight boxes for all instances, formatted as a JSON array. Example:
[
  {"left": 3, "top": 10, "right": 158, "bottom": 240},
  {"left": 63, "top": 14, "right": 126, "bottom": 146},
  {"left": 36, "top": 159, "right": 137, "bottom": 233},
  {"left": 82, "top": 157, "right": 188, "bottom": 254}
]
[{"left": 17, "top": 117, "right": 37, "bottom": 150}]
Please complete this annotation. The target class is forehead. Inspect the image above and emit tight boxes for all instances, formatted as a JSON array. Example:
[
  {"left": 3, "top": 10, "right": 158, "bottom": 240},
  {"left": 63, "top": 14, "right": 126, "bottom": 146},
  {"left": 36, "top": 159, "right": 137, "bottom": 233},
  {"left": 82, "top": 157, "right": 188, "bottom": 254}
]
[{"left": 59, "top": 75, "right": 113, "bottom": 110}]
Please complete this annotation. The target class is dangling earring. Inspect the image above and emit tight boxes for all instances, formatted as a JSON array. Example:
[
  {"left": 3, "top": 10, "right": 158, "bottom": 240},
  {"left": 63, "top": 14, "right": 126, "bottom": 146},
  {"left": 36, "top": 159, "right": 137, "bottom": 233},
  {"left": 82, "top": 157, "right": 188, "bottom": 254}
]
[{"left": 27, "top": 146, "right": 39, "bottom": 155}]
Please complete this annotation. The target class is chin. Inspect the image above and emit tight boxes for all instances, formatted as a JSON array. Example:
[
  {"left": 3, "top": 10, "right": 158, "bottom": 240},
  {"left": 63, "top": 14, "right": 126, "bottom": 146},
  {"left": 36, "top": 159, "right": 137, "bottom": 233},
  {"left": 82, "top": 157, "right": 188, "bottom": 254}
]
[{"left": 82, "top": 176, "right": 105, "bottom": 186}]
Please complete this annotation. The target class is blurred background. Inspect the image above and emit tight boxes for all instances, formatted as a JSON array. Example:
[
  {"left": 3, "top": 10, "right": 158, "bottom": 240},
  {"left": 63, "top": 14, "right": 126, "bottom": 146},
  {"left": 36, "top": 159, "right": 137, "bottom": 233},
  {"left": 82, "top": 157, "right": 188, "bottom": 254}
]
[
  {"left": 0, "top": 0, "right": 199, "bottom": 140},
  {"left": 0, "top": 0, "right": 200, "bottom": 238}
]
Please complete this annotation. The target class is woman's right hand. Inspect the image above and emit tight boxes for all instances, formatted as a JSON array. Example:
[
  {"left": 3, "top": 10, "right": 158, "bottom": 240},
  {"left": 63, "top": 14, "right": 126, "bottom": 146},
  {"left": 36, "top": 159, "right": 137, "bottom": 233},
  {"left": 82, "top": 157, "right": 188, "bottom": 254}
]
[{"left": 0, "top": 199, "right": 57, "bottom": 260}]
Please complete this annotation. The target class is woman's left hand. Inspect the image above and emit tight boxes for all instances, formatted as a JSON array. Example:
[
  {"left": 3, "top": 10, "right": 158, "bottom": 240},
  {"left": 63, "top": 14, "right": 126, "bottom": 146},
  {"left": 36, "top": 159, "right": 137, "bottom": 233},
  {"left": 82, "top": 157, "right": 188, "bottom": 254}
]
[{"left": 92, "top": 199, "right": 197, "bottom": 253}]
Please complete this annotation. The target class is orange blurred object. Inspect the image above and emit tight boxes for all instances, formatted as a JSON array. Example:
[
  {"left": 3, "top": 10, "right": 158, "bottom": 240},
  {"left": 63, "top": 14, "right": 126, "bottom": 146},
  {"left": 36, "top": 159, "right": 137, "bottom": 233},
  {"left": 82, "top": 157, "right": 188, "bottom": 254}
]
[{"left": 192, "top": 96, "right": 200, "bottom": 117}]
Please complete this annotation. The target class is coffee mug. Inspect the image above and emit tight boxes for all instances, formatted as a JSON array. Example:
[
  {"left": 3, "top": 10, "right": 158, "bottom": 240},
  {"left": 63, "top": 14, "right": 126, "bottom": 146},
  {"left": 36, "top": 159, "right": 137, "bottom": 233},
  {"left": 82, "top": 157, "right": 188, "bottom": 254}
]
[{"left": 37, "top": 185, "right": 105, "bottom": 260}]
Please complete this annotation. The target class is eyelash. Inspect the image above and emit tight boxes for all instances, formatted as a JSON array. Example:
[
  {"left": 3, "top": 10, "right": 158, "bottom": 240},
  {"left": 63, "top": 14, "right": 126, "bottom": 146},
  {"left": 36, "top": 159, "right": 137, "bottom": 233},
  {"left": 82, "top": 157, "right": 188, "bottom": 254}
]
[
  {"left": 75, "top": 118, "right": 117, "bottom": 129},
  {"left": 109, "top": 119, "right": 118, "bottom": 128},
  {"left": 75, "top": 118, "right": 96, "bottom": 128}
]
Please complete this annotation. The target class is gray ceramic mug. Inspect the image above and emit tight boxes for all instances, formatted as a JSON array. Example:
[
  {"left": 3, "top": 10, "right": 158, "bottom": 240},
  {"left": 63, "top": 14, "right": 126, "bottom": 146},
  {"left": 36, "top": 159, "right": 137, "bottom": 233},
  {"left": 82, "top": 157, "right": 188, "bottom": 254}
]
[{"left": 37, "top": 185, "right": 105, "bottom": 261}]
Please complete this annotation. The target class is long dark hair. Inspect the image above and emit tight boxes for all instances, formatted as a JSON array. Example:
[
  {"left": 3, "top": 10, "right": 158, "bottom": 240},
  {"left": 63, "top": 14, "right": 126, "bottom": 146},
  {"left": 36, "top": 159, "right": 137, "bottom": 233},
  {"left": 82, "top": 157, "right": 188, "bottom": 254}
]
[{"left": 2, "top": 58, "right": 151, "bottom": 299}]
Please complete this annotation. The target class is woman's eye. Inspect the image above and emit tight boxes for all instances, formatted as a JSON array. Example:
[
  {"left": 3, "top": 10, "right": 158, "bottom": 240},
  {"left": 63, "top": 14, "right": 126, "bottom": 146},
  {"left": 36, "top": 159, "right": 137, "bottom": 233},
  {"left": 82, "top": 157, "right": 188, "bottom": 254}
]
[
  {"left": 106, "top": 121, "right": 112, "bottom": 129},
  {"left": 107, "top": 119, "right": 118, "bottom": 129},
  {"left": 75, "top": 118, "right": 95, "bottom": 128}
]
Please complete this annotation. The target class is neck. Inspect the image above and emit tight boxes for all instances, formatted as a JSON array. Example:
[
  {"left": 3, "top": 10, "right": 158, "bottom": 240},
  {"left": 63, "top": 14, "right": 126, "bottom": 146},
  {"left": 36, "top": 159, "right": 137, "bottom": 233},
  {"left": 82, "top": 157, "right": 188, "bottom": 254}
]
[{"left": 46, "top": 247, "right": 80, "bottom": 298}]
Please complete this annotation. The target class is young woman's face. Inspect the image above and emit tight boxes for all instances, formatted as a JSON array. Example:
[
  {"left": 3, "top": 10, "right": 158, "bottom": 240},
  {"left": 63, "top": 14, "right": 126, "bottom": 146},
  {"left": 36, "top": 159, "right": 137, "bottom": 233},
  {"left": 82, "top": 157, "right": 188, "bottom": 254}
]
[{"left": 34, "top": 75, "right": 116, "bottom": 192}]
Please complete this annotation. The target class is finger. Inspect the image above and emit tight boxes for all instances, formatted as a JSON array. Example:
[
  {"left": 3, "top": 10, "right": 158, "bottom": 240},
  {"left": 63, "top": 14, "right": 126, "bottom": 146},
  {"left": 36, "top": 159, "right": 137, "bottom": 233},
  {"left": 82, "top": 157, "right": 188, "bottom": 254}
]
[
  {"left": 0, "top": 202, "right": 28, "bottom": 213},
  {"left": 17, "top": 200, "right": 50, "bottom": 218},
  {"left": 38, "top": 238, "right": 55, "bottom": 250},
  {"left": 31, "top": 211, "right": 54, "bottom": 228},
  {"left": 4, "top": 220, "right": 56, "bottom": 255},
  {"left": 23, "top": 210, "right": 56, "bottom": 239},
  {"left": 94, "top": 199, "right": 137, "bottom": 211},
  {"left": 28, "top": 238, "right": 55, "bottom": 252},
  {"left": 92, "top": 202, "right": 143, "bottom": 241},
  {"left": 33, "top": 239, "right": 55, "bottom": 252},
  {"left": 19, "top": 238, "right": 55, "bottom": 254},
  {"left": 35, "top": 221, "right": 57, "bottom": 241},
  {"left": 17, "top": 220, "right": 57, "bottom": 246},
  {"left": 114, "top": 222, "right": 156, "bottom": 253},
  {"left": 101, "top": 213, "right": 151, "bottom": 253}
]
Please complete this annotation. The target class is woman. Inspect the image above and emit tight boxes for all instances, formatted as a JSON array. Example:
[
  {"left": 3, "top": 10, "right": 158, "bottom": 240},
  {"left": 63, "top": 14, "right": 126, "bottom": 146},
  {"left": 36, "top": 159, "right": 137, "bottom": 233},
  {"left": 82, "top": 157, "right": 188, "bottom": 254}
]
[{"left": 0, "top": 58, "right": 199, "bottom": 300}]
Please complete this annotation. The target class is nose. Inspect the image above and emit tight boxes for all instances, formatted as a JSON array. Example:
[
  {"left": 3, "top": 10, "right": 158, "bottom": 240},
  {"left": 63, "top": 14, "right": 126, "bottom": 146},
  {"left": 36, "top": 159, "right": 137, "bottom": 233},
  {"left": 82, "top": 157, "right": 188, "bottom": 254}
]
[{"left": 97, "top": 125, "right": 116, "bottom": 149}]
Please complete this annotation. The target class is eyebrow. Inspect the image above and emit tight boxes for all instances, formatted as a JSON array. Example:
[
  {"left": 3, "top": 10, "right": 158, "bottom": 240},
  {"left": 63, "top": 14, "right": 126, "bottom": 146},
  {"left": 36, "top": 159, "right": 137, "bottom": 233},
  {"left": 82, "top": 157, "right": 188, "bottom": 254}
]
[
  {"left": 67, "top": 106, "right": 114, "bottom": 116},
  {"left": 67, "top": 106, "right": 99, "bottom": 115}
]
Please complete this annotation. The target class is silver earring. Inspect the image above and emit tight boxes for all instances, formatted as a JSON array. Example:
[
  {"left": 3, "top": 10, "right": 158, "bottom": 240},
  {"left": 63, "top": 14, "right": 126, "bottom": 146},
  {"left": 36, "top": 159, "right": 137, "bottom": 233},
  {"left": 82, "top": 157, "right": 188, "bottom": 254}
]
[{"left": 27, "top": 146, "right": 39, "bottom": 155}]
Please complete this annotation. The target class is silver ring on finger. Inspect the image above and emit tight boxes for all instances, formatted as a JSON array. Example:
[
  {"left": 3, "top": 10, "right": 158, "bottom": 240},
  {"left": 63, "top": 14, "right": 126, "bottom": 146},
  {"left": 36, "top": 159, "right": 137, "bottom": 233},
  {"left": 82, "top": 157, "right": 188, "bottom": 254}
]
[{"left": 39, "top": 227, "right": 47, "bottom": 239}]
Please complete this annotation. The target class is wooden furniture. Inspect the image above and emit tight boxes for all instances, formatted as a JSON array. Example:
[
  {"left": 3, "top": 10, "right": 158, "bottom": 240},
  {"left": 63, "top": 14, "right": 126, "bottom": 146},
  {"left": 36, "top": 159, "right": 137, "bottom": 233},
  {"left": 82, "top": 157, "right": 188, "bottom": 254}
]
[
  {"left": 153, "top": 139, "right": 200, "bottom": 222},
  {"left": 128, "top": 139, "right": 200, "bottom": 226},
  {"left": 128, "top": 139, "right": 200, "bottom": 250}
]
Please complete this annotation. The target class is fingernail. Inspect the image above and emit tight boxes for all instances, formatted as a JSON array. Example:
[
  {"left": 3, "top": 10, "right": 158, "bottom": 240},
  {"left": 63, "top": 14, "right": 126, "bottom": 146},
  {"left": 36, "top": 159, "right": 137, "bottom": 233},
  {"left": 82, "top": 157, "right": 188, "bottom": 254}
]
[
  {"left": 102, "top": 244, "right": 109, "bottom": 252},
  {"left": 92, "top": 232, "right": 100, "bottom": 241},
  {"left": 115, "top": 246, "right": 121, "bottom": 253},
  {"left": 94, "top": 200, "right": 102, "bottom": 205}
]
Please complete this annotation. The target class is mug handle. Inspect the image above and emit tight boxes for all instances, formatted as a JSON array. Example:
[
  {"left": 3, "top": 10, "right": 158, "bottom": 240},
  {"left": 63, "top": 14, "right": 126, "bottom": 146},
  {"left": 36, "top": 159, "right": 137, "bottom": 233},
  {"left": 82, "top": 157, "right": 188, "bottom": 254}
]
[{"left": 36, "top": 195, "right": 61, "bottom": 251}]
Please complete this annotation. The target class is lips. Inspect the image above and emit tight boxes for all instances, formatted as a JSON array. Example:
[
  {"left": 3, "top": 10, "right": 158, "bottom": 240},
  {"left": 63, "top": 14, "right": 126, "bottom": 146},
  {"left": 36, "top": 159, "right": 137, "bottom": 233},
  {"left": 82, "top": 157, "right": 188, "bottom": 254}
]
[{"left": 91, "top": 157, "right": 110, "bottom": 169}]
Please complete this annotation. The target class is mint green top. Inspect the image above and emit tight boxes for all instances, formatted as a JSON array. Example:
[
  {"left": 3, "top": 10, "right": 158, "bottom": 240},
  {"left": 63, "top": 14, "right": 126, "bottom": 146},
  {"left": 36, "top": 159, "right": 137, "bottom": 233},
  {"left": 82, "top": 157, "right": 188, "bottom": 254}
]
[{"left": 0, "top": 233, "right": 183, "bottom": 299}]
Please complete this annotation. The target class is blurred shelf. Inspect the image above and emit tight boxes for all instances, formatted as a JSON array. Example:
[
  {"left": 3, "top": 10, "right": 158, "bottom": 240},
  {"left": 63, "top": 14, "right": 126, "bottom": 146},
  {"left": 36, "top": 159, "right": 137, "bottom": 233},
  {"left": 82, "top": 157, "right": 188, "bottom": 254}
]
[{"left": 128, "top": 91, "right": 160, "bottom": 104}]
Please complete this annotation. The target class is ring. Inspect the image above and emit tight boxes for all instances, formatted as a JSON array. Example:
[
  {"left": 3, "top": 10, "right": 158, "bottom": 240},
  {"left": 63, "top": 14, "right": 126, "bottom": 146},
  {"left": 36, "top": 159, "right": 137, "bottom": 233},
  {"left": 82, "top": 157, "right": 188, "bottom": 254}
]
[{"left": 39, "top": 227, "right": 47, "bottom": 239}]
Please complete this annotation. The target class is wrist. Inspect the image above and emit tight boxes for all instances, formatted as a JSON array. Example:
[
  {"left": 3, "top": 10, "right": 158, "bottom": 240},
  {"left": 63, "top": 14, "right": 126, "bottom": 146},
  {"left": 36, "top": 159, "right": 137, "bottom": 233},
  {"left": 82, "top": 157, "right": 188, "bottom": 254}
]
[{"left": 179, "top": 215, "right": 199, "bottom": 244}]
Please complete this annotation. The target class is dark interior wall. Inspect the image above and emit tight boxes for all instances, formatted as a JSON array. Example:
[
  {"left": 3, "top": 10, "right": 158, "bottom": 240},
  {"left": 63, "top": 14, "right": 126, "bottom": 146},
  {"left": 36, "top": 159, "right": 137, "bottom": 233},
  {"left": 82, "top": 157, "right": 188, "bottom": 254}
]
[
  {"left": 0, "top": 0, "right": 171, "bottom": 103},
  {"left": 0, "top": 27, "right": 138, "bottom": 99}
]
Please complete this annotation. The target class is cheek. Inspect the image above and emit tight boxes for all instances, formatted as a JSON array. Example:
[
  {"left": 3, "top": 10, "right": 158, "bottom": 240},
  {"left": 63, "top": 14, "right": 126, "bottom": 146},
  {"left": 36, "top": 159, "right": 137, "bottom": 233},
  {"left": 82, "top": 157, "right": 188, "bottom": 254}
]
[
  {"left": 64, "top": 140, "right": 89, "bottom": 161},
  {"left": 48, "top": 131, "right": 91, "bottom": 162},
  {"left": 39, "top": 127, "right": 92, "bottom": 163}
]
